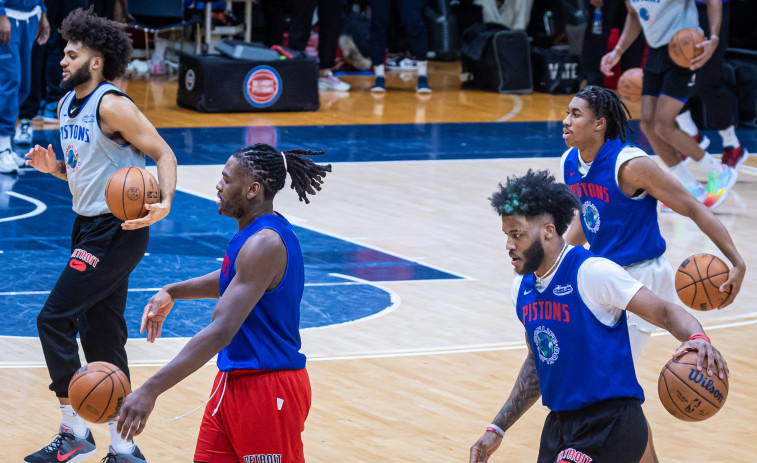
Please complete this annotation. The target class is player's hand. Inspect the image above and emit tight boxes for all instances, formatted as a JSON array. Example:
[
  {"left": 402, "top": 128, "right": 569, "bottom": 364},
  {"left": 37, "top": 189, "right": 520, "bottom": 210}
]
[
  {"left": 0, "top": 15, "right": 10, "bottom": 46},
  {"left": 717, "top": 263, "right": 744, "bottom": 309},
  {"left": 673, "top": 339, "right": 729, "bottom": 379},
  {"left": 141, "top": 288, "right": 175, "bottom": 343},
  {"left": 25, "top": 144, "right": 58, "bottom": 173},
  {"left": 121, "top": 200, "right": 171, "bottom": 230},
  {"left": 600, "top": 49, "right": 621, "bottom": 76},
  {"left": 117, "top": 386, "right": 157, "bottom": 441},
  {"left": 36, "top": 12, "right": 49, "bottom": 45},
  {"left": 689, "top": 36, "right": 718, "bottom": 70},
  {"left": 469, "top": 431, "right": 502, "bottom": 463}
]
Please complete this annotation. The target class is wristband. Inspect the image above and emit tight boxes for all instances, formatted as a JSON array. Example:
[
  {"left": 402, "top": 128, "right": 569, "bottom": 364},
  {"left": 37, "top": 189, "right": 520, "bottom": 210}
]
[
  {"left": 689, "top": 333, "right": 711, "bottom": 344},
  {"left": 486, "top": 423, "right": 505, "bottom": 438}
]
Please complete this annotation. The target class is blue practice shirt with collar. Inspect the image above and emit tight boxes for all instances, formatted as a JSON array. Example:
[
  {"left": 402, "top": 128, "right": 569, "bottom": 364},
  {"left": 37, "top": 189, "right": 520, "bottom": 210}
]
[
  {"left": 516, "top": 246, "right": 644, "bottom": 411},
  {"left": 563, "top": 138, "right": 666, "bottom": 267},
  {"left": 216, "top": 213, "right": 306, "bottom": 372}
]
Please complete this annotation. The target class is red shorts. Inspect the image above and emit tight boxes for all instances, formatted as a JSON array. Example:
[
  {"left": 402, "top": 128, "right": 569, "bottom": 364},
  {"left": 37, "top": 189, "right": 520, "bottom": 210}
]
[{"left": 194, "top": 368, "right": 311, "bottom": 463}]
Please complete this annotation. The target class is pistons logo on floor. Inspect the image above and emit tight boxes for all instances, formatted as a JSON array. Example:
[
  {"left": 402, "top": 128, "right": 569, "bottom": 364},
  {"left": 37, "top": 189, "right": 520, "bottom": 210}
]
[{"left": 244, "top": 66, "right": 282, "bottom": 108}]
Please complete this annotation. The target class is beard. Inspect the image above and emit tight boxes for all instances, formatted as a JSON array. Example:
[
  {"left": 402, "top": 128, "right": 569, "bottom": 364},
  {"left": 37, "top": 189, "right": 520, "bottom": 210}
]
[
  {"left": 217, "top": 197, "right": 245, "bottom": 219},
  {"left": 61, "top": 62, "right": 92, "bottom": 91},
  {"left": 517, "top": 239, "right": 545, "bottom": 276}
]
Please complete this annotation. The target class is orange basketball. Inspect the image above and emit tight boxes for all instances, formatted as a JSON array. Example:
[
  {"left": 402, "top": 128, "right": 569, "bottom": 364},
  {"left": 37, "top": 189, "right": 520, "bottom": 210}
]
[
  {"left": 69, "top": 361, "right": 131, "bottom": 423},
  {"left": 658, "top": 351, "right": 728, "bottom": 421},
  {"left": 105, "top": 166, "right": 160, "bottom": 221},
  {"left": 616, "top": 68, "right": 643, "bottom": 104},
  {"left": 668, "top": 28, "right": 706, "bottom": 68},
  {"left": 675, "top": 253, "right": 730, "bottom": 311}
]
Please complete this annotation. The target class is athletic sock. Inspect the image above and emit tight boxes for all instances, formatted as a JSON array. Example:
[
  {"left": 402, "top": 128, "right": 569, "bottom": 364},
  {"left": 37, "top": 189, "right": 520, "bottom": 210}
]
[
  {"left": 108, "top": 421, "right": 136, "bottom": 454},
  {"left": 718, "top": 125, "right": 740, "bottom": 148},
  {"left": 670, "top": 161, "right": 699, "bottom": 187},
  {"left": 374, "top": 64, "right": 385, "bottom": 78},
  {"left": 60, "top": 404, "right": 88, "bottom": 438},
  {"left": 675, "top": 110, "right": 698, "bottom": 137},
  {"left": 417, "top": 60, "right": 428, "bottom": 76},
  {"left": 697, "top": 152, "right": 723, "bottom": 175}
]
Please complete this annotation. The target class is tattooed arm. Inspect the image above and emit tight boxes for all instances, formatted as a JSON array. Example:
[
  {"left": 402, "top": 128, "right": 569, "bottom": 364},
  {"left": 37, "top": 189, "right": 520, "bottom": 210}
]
[{"left": 469, "top": 344, "right": 541, "bottom": 463}]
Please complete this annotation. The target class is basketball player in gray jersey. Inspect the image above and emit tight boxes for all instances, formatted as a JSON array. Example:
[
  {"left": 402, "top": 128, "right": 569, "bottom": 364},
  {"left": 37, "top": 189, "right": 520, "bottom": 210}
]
[
  {"left": 23, "top": 8, "right": 176, "bottom": 463},
  {"left": 601, "top": 0, "right": 737, "bottom": 211}
]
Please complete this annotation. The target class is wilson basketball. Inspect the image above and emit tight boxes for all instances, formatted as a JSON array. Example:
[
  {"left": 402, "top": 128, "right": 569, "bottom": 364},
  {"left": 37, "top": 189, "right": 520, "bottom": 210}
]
[
  {"left": 675, "top": 253, "right": 730, "bottom": 311},
  {"left": 658, "top": 351, "right": 728, "bottom": 421},
  {"left": 69, "top": 361, "right": 131, "bottom": 423},
  {"left": 668, "top": 28, "right": 706, "bottom": 68},
  {"left": 616, "top": 68, "right": 643, "bottom": 104},
  {"left": 105, "top": 166, "right": 160, "bottom": 221}
]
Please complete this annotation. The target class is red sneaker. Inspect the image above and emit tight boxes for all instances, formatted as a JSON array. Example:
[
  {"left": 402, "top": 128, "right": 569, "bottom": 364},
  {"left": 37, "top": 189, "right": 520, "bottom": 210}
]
[{"left": 721, "top": 145, "right": 749, "bottom": 169}]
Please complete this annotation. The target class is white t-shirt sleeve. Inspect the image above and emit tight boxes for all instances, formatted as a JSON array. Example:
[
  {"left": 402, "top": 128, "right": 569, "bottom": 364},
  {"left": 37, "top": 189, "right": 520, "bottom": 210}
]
[
  {"left": 577, "top": 257, "right": 644, "bottom": 326},
  {"left": 559, "top": 147, "right": 572, "bottom": 181},
  {"left": 511, "top": 274, "right": 524, "bottom": 306}
]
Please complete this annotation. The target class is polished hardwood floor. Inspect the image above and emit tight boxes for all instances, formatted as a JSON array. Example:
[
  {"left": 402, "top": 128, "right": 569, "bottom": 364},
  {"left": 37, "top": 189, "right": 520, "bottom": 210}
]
[{"left": 4, "top": 61, "right": 756, "bottom": 462}]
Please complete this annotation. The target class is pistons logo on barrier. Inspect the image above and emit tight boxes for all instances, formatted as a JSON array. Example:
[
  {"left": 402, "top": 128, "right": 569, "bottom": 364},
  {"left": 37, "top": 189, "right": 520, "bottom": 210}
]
[{"left": 243, "top": 66, "right": 282, "bottom": 108}]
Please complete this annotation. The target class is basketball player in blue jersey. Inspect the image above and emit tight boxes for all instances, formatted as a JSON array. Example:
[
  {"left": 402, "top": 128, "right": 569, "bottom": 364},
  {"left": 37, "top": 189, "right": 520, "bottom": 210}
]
[
  {"left": 469, "top": 170, "right": 728, "bottom": 463},
  {"left": 560, "top": 86, "right": 744, "bottom": 462},
  {"left": 116, "top": 144, "right": 331, "bottom": 463},
  {"left": 22, "top": 8, "right": 177, "bottom": 463},
  {"left": 600, "top": 0, "right": 737, "bottom": 210}
]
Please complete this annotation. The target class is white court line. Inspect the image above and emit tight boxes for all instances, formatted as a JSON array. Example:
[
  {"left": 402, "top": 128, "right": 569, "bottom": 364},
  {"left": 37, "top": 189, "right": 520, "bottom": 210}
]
[
  {"left": 2, "top": 316, "right": 757, "bottom": 368},
  {"left": 0, "top": 191, "right": 47, "bottom": 222},
  {"left": 497, "top": 95, "right": 524, "bottom": 122}
]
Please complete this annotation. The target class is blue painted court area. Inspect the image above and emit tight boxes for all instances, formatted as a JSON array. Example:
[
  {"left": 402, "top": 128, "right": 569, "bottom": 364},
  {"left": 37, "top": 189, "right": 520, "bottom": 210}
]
[
  {"left": 26, "top": 121, "right": 757, "bottom": 165},
  {"left": 0, "top": 171, "right": 461, "bottom": 338}
]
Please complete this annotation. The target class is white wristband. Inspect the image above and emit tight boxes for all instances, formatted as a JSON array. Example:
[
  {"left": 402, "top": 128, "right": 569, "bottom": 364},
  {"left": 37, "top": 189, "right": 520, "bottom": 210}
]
[{"left": 486, "top": 423, "right": 505, "bottom": 438}]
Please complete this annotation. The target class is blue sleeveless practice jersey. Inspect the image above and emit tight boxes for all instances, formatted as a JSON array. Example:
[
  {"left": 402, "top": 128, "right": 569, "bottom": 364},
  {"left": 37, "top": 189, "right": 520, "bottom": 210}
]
[
  {"left": 563, "top": 138, "right": 666, "bottom": 267},
  {"left": 516, "top": 246, "right": 644, "bottom": 411},
  {"left": 216, "top": 213, "right": 306, "bottom": 371}
]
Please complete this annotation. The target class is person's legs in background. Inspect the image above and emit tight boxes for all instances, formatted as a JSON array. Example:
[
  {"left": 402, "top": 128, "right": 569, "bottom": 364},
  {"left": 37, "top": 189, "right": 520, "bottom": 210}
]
[
  {"left": 314, "top": 0, "right": 350, "bottom": 91},
  {"left": 396, "top": 0, "right": 431, "bottom": 93},
  {"left": 369, "top": 0, "right": 390, "bottom": 92}
]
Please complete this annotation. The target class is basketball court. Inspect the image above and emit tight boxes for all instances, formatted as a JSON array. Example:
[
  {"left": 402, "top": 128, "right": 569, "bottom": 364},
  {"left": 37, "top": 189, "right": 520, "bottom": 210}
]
[{"left": 2, "top": 62, "right": 756, "bottom": 461}]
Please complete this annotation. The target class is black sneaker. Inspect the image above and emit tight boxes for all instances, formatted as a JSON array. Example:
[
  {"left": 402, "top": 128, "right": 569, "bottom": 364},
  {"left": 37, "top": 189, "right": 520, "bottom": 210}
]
[
  {"left": 25, "top": 425, "right": 96, "bottom": 463},
  {"left": 100, "top": 444, "right": 147, "bottom": 462}
]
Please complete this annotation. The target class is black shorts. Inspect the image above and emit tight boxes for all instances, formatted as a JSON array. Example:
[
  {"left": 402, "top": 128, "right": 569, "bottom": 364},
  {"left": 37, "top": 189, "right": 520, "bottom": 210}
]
[
  {"left": 537, "top": 398, "right": 647, "bottom": 463},
  {"left": 642, "top": 45, "right": 695, "bottom": 102}
]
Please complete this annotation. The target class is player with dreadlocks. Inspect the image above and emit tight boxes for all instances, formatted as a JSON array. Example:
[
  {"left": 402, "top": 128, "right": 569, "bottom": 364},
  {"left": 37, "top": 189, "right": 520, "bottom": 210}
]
[
  {"left": 117, "top": 144, "right": 331, "bottom": 463},
  {"left": 469, "top": 169, "right": 728, "bottom": 463},
  {"left": 560, "top": 86, "right": 744, "bottom": 462}
]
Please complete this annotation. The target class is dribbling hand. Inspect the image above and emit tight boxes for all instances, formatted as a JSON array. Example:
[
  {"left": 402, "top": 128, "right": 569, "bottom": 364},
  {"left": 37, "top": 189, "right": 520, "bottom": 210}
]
[
  {"left": 141, "top": 289, "right": 175, "bottom": 343},
  {"left": 25, "top": 144, "right": 58, "bottom": 174},
  {"left": 469, "top": 431, "right": 503, "bottom": 463},
  {"left": 121, "top": 200, "right": 171, "bottom": 230}
]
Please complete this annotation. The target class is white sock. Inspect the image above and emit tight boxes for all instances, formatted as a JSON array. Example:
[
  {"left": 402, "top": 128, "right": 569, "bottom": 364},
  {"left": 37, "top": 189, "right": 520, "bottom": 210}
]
[
  {"left": 108, "top": 421, "right": 136, "bottom": 454},
  {"left": 670, "top": 161, "right": 699, "bottom": 187},
  {"left": 718, "top": 125, "right": 739, "bottom": 149},
  {"left": 697, "top": 152, "right": 723, "bottom": 174},
  {"left": 417, "top": 60, "right": 428, "bottom": 76},
  {"left": 152, "top": 38, "right": 168, "bottom": 64},
  {"left": 374, "top": 64, "right": 385, "bottom": 78},
  {"left": 0, "top": 135, "right": 11, "bottom": 151},
  {"left": 675, "top": 110, "right": 698, "bottom": 137},
  {"left": 60, "top": 404, "right": 88, "bottom": 438}
]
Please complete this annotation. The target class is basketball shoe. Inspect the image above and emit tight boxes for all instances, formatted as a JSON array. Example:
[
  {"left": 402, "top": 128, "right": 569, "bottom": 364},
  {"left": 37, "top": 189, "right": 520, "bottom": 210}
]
[
  {"left": 416, "top": 75, "right": 432, "bottom": 93},
  {"left": 371, "top": 76, "right": 386, "bottom": 93},
  {"left": 24, "top": 425, "right": 96, "bottom": 463},
  {"left": 721, "top": 145, "right": 749, "bottom": 170},
  {"left": 14, "top": 118, "right": 33, "bottom": 145},
  {"left": 0, "top": 149, "right": 19, "bottom": 174},
  {"left": 659, "top": 181, "right": 706, "bottom": 213},
  {"left": 101, "top": 445, "right": 147, "bottom": 463},
  {"left": 703, "top": 165, "right": 738, "bottom": 210}
]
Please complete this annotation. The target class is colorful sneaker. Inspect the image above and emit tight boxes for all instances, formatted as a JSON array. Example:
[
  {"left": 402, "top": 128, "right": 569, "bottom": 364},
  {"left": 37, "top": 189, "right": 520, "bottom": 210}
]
[
  {"left": 43, "top": 102, "right": 59, "bottom": 124},
  {"left": 703, "top": 165, "right": 738, "bottom": 209},
  {"left": 101, "top": 445, "right": 147, "bottom": 463},
  {"left": 14, "top": 118, "right": 33, "bottom": 145},
  {"left": 318, "top": 74, "right": 351, "bottom": 91},
  {"left": 659, "top": 181, "right": 706, "bottom": 213},
  {"left": 24, "top": 425, "right": 96, "bottom": 463},
  {"left": 371, "top": 76, "right": 386, "bottom": 93},
  {"left": 721, "top": 145, "right": 749, "bottom": 169},
  {"left": 416, "top": 75, "right": 432, "bottom": 93},
  {"left": 0, "top": 149, "right": 19, "bottom": 174}
]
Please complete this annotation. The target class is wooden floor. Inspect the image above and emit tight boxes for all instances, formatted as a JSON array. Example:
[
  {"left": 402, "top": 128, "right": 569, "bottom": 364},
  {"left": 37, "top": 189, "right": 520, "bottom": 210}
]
[{"left": 4, "top": 62, "right": 757, "bottom": 462}]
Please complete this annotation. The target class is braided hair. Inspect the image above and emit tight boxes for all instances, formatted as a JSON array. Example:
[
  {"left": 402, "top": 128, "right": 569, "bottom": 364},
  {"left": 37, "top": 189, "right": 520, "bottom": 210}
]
[
  {"left": 489, "top": 170, "right": 579, "bottom": 235},
  {"left": 575, "top": 86, "right": 634, "bottom": 142},
  {"left": 232, "top": 143, "right": 332, "bottom": 204}
]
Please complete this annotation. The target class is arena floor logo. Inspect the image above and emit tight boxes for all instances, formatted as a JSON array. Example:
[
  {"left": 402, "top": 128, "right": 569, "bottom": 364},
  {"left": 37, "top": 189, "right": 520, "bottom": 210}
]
[{"left": 244, "top": 66, "right": 282, "bottom": 108}]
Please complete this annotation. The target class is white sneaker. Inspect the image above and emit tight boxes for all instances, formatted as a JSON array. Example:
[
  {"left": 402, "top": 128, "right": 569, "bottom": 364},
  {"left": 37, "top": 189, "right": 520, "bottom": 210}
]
[
  {"left": 14, "top": 119, "right": 33, "bottom": 145},
  {"left": 318, "top": 75, "right": 351, "bottom": 91},
  {"left": 0, "top": 149, "right": 19, "bottom": 174}
]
